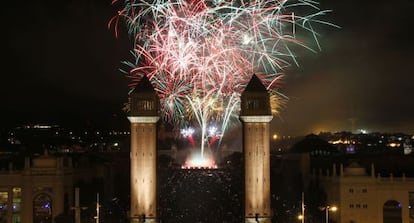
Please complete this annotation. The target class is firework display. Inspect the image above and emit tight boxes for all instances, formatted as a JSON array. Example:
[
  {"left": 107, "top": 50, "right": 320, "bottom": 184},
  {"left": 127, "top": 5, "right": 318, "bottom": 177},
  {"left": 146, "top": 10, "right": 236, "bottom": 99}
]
[{"left": 110, "top": 0, "right": 333, "bottom": 158}]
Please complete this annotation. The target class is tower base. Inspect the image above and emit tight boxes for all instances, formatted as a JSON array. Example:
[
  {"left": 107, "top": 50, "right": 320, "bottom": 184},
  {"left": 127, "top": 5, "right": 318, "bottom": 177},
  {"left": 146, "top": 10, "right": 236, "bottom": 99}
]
[
  {"left": 245, "top": 216, "right": 272, "bottom": 223},
  {"left": 130, "top": 216, "right": 157, "bottom": 223}
]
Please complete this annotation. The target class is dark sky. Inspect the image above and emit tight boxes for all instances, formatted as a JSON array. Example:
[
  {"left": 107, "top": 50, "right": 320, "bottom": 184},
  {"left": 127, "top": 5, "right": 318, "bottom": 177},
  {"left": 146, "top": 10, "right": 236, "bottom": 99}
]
[
  {"left": 1, "top": 0, "right": 414, "bottom": 135},
  {"left": 273, "top": 0, "right": 414, "bottom": 135},
  {"left": 1, "top": 0, "right": 131, "bottom": 130}
]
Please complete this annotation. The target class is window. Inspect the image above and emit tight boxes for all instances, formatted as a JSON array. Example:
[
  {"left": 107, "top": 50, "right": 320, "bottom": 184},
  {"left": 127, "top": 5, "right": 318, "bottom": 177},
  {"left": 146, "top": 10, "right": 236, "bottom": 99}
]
[
  {"left": 383, "top": 200, "right": 402, "bottom": 223},
  {"left": 349, "top": 204, "right": 354, "bottom": 208},
  {"left": 247, "top": 100, "right": 260, "bottom": 110},
  {"left": 12, "top": 187, "right": 21, "bottom": 223},
  {"left": 362, "top": 189, "right": 367, "bottom": 193},
  {"left": 0, "top": 191, "right": 8, "bottom": 223},
  {"left": 138, "top": 100, "right": 154, "bottom": 111},
  {"left": 33, "top": 193, "right": 52, "bottom": 223},
  {"left": 349, "top": 188, "right": 354, "bottom": 193},
  {"left": 246, "top": 98, "right": 263, "bottom": 111}
]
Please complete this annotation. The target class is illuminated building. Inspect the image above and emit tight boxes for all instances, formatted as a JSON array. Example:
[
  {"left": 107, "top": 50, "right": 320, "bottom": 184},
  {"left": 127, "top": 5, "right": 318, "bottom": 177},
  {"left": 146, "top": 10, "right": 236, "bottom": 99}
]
[
  {"left": 240, "top": 75, "right": 273, "bottom": 222},
  {"left": 0, "top": 153, "right": 74, "bottom": 223},
  {"left": 320, "top": 162, "right": 414, "bottom": 223},
  {"left": 128, "top": 75, "right": 160, "bottom": 223}
]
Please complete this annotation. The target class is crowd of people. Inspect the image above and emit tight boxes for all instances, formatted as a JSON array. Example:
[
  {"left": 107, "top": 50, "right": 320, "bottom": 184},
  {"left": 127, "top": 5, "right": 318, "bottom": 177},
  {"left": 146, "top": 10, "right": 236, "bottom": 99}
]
[{"left": 158, "top": 168, "right": 244, "bottom": 223}]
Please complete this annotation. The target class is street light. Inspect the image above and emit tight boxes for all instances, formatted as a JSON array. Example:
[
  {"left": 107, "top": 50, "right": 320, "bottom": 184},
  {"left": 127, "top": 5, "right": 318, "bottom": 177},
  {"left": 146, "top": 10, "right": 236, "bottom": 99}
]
[
  {"left": 325, "top": 205, "right": 338, "bottom": 223},
  {"left": 301, "top": 192, "right": 305, "bottom": 223}
]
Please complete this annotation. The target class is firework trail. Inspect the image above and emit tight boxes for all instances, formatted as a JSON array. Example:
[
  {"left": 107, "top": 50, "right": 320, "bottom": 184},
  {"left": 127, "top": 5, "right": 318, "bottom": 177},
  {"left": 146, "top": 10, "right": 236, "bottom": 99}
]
[{"left": 110, "top": 0, "right": 335, "bottom": 158}]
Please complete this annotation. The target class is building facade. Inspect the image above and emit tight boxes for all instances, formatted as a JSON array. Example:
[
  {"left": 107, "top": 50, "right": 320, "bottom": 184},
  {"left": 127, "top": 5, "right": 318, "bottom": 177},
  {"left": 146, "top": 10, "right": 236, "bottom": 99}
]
[
  {"left": 320, "top": 162, "right": 414, "bottom": 223},
  {"left": 0, "top": 153, "right": 74, "bottom": 223}
]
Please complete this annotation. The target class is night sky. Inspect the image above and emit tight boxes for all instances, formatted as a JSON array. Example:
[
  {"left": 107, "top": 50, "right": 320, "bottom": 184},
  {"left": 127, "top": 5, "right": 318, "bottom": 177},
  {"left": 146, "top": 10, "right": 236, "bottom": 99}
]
[{"left": 2, "top": 0, "right": 414, "bottom": 135}]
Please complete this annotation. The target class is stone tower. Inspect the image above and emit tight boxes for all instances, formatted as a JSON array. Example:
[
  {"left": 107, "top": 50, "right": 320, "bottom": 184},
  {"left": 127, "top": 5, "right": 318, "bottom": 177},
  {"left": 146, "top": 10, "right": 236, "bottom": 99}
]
[
  {"left": 128, "top": 75, "right": 159, "bottom": 223},
  {"left": 240, "top": 74, "right": 273, "bottom": 223}
]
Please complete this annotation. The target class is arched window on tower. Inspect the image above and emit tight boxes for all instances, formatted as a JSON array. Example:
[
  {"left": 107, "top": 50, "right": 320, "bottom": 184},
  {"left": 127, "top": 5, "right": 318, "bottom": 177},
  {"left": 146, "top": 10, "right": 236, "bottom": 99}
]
[{"left": 138, "top": 99, "right": 154, "bottom": 111}]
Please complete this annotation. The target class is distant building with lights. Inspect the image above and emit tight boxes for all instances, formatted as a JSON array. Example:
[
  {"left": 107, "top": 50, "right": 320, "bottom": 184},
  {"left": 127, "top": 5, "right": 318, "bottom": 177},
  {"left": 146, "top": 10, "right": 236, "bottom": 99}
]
[{"left": 318, "top": 162, "right": 414, "bottom": 223}]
